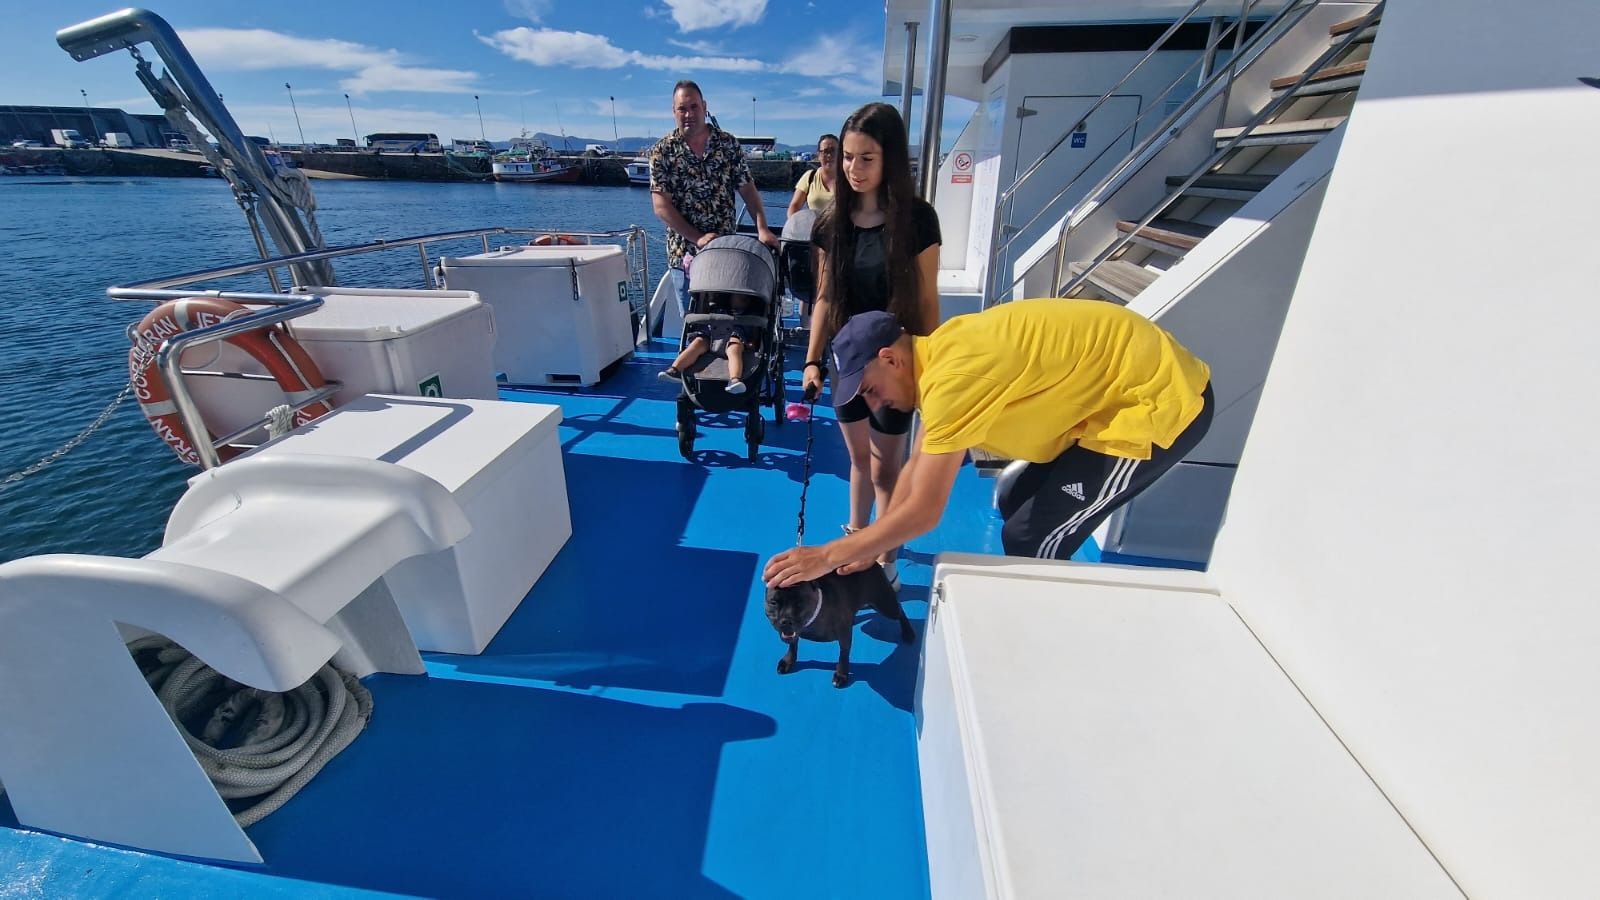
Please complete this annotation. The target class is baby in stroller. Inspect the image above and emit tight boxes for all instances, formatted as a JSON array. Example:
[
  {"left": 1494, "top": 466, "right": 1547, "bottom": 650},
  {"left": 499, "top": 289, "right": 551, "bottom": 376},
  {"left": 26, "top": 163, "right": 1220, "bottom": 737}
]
[{"left": 658, "top": 291, "right": 756, "bottom": 395}]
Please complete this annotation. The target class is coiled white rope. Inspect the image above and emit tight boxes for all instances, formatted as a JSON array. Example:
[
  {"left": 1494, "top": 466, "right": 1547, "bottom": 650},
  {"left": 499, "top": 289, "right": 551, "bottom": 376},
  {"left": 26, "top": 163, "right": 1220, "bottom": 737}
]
[{"left": 129, "top": 636, "right": 372, "bottom": 826}]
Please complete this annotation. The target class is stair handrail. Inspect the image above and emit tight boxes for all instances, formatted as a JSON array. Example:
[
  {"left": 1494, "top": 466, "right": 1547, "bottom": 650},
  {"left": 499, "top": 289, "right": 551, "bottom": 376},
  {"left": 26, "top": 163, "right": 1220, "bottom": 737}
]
[
  {"left": 986, "top": 0, "right": 1322, "bottom": 305},
  {"left": 1050, "top": 2, "right": 1381, "bottom": 300},
  {"left": 994, "top": 0, "right": 1211, "bottom": 230}
]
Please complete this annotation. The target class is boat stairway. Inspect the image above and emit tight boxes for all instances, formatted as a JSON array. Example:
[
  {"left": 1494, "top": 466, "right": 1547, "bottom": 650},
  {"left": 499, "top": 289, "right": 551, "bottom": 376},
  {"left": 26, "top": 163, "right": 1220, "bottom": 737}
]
[{"left": 1063, "top": 10, "right": 1380, "bottom": 306}]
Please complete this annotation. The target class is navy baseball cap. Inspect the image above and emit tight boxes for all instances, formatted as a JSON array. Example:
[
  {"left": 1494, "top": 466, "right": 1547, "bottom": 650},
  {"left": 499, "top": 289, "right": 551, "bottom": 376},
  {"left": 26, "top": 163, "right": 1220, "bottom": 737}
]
[{"left": 830, "top": 311, "right": 905, "bottom": 408}]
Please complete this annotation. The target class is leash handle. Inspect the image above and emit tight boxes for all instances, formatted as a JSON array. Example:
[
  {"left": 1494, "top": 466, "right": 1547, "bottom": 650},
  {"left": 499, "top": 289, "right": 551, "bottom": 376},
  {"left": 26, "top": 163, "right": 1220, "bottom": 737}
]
[{"left": 795, "top": 389, "right": 817, "bottom": 547}]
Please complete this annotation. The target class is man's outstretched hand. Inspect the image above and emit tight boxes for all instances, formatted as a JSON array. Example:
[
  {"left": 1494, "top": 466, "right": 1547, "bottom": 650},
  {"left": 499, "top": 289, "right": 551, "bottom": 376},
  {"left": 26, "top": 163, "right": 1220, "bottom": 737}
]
[
  {"left": 764, "top": 544, "right": 877, "bottom": 587},
  {"left": 764, "top": 545, "right": 837, "bottom": 588},
  {"left": 757, "top": 225, "right": 779, "bottom": 249}
]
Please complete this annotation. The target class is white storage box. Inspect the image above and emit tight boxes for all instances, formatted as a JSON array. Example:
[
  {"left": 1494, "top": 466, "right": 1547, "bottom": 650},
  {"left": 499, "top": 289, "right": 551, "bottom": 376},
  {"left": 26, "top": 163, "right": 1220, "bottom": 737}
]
[
  {"left": 438, "top": 244, "right": 634, "bottom": 386},
  {"left": 185, "top": 288, "right": 500, "bottom": 442},
  {"left": 918, "top": 555, "right": 1457, "bottom": 899},
  {"left": 245, "top": 394, "right": 571, "bottom": 654}
]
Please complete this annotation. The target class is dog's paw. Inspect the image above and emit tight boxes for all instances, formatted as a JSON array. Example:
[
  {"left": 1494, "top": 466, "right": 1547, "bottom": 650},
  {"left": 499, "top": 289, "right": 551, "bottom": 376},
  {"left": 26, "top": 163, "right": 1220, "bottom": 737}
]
[
  {"left": 777, "top": 657, "right": 794, "bottom": 674},
  {"left": 832, "top": 670, "right": 849, "bottom": 688}
]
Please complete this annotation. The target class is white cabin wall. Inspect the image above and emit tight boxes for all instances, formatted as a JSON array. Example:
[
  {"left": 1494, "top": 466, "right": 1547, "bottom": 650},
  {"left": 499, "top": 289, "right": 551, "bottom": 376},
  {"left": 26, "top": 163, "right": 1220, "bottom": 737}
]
[{"left": 1211, "top": 1, "right": 1600, "bottom": 896}]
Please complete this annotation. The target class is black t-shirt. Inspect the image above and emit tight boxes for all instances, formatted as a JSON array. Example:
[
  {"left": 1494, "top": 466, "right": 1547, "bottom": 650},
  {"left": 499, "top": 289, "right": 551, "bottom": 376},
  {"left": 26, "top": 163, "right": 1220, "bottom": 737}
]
[{"left": 817, "top": 199, "right": 941, "bottom": 316}]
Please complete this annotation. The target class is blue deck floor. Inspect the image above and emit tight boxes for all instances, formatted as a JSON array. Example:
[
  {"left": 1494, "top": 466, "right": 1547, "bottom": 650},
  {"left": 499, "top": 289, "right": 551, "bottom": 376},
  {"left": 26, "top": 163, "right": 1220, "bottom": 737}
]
[{"left": 0, "top": 339, "right": 1034, "bottom": 898}]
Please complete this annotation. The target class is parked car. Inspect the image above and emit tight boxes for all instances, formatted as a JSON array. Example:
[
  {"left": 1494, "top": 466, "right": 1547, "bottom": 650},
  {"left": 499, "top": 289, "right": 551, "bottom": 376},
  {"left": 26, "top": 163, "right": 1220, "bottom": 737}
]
[
  {"left": 10, "top": 139, "right": 46, "bottom": 149},
  {"left": 584, "top": 143, "right": 611, "bottom": 156}
]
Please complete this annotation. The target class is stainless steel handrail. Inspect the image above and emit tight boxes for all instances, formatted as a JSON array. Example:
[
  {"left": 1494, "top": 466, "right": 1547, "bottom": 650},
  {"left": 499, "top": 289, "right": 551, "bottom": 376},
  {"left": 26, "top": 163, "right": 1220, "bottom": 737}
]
[
  {"left": 115, "top": 224, "right": 653, "bottom": 469},
  {"left": 984, "top": 0, "right": 1298, "bottom": 305},
  {"left": 148, "top": 297, "right": 327, "bottom": 469},
  {"left": 114, "top": 225, "right": 649, "bottom": 292},
  {"left": 1051, "top": 2, "right": 1378, "bottom": 300},
  {"left": 995, "top": 0, "right": 1209, "bottom": 223}
]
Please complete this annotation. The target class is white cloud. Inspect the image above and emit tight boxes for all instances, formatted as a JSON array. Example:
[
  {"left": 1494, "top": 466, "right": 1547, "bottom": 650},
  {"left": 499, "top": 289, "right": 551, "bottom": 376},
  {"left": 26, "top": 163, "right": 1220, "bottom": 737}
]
[
  {"left": 480, "top": 27, "right": 765, "bottom": 72},
  {"left": 340, "top": 64, "right": 480, "bottom": 95},
  {"left": 177, "top": 27, "right": 481, "bottom": 96},
  {"left": 664, "top": 0, "right": 767, "bottom": 32},
  {"left": 778, "top": 33, "right": 884, "bottom": 99},
  {"left": 667, "top": 37, "right": 727, "bottom": 54},
  {"left": 503, "top": 0, "right": 553, "bottom": 22}
]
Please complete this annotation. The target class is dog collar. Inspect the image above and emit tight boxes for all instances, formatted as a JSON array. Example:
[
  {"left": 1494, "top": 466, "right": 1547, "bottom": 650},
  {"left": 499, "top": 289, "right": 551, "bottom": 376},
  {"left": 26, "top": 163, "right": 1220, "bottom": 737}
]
[{"left": 800, "top": 585, "right": 824, "bottom": 631}]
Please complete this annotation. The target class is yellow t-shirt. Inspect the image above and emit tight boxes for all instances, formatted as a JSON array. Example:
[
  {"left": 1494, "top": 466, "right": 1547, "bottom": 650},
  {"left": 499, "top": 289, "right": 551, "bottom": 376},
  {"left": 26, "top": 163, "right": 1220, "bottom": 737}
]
[
  {"left": 797, "top": 168, "right": 835, "bottom": 213},
  {"left": 914, "top": 299, "right": 1211, "bottom": 461}
]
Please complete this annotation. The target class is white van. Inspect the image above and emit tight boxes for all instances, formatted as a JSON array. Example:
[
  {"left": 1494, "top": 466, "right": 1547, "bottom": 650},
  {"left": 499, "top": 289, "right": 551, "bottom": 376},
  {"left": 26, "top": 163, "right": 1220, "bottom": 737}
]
[{"left": 584, "top": 144, "right": 610, "bottom": 156}]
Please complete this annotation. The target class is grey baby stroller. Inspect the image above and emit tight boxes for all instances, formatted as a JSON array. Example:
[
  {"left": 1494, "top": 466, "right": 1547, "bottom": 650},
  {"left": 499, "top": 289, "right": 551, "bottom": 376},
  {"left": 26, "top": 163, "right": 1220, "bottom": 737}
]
[
  {"left": 672, "top": 234, "right": 786, "bottom": 461},
  {"left": 778, "top": 207, "right": 817, "bottom": 339}
]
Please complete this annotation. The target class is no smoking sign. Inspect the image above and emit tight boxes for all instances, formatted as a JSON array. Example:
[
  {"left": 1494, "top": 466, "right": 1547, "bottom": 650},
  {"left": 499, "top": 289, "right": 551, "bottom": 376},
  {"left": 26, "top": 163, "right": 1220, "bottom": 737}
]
[{"left": 951, "top": 151, "right": 974, "bottom": 183}]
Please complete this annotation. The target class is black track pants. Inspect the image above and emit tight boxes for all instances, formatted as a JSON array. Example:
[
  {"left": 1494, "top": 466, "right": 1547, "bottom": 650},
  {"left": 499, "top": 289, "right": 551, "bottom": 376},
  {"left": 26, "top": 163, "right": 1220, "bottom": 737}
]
[{"left": 996, "top": 384, "right": 1214, "bottom": 559}]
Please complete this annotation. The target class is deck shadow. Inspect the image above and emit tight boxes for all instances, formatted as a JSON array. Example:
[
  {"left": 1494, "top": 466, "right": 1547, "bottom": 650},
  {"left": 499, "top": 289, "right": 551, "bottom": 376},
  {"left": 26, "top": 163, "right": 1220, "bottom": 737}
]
[
  {"left": 439, "top": 452, "right": 753, "bottom": 697},
  {"left": 249, "top": 675, "right": 773, "bottom": 898}
]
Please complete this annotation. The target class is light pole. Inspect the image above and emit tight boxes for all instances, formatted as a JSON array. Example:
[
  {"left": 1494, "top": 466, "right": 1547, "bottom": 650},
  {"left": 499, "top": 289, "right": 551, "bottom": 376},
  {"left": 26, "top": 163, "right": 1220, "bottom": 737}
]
[
  {"left": 474, "top": 94, "right": 486, "bottom": 143},
  {"left": 751, "top": 96, "right": 757, "bottom": 136},
  {"left": 344, "top": 93, "right": 359, "bottom": 146},
  {"left": 285, "top": 82, "right": 306, "bottom": 148},
  {"left": 609, "top": 96, "right": 618, "bottom": 143},
  {"left": 80, "top": 88, "right": 99, "bottom": 144}
]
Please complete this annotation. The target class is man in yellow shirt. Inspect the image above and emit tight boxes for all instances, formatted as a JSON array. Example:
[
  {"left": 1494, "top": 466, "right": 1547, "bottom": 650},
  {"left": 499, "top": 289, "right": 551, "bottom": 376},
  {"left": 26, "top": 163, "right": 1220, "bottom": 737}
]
[{"left": 764, "top": 300, "right": 1213, "bottom": 586}]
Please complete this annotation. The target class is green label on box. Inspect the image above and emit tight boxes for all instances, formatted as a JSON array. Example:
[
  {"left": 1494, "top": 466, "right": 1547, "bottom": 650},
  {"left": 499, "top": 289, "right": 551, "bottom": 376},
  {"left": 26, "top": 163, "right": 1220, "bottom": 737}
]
[{"left": 418, "top": 373, "right": 444, "bottom": 397}]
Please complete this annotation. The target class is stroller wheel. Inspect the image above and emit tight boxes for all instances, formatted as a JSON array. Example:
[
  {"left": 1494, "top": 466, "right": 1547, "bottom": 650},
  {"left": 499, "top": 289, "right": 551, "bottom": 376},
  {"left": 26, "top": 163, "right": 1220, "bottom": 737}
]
[{"left": 677, "top": 425, "right": 695, "bottom": 460}]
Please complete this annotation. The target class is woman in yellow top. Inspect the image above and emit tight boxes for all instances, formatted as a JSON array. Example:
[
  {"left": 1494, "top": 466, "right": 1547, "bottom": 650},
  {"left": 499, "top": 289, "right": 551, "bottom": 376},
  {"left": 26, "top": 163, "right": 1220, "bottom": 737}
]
[
  {"left": 786, "top": 134, "right": 838, "bottom": 215},
  {"left": 764, "top": 300, "right": 1214, "bottom": 586}
]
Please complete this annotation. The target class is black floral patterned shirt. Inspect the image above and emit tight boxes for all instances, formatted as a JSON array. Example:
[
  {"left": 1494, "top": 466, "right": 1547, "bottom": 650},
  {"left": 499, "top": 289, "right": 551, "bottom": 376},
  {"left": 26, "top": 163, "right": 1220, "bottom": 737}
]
[{"left": 649, "top": 123, "right": 752, "bottom": 268}]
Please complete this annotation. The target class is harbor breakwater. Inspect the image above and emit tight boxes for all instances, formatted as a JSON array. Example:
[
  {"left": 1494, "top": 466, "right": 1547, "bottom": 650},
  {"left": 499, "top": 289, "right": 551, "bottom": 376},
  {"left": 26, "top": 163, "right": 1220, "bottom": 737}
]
[{"left": 2, "top": 147, "right": 809, "bottom": 190}]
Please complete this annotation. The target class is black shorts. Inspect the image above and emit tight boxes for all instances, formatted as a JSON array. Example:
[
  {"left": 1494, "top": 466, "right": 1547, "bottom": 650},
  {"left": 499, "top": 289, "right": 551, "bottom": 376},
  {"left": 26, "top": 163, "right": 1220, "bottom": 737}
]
[
  {"left": 995, "top": 384, "right": 1214, "bottom": 559},
  {"left": 835, "top": 393, "right": 914, "bottom": 435}
]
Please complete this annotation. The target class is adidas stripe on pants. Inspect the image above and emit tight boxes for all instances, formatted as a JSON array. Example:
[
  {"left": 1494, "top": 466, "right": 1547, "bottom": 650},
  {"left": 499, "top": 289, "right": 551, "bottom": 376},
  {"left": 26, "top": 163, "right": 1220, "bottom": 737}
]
[{"left": 996, "top": 384, "right": 1214, "bottom": 560}]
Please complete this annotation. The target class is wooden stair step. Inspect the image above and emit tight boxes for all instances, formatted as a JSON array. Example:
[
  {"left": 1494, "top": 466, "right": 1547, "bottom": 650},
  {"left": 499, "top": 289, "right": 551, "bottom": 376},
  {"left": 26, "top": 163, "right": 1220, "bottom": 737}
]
[
  {"left": 1329, "top": 13, "right": 1380, "bottom": 37},
  {"left": 1270, "top": 60, "right": 1366, "bottom": 91},
  {"left": 1116, "top": 219, "right": 1208, "bottom": 253},
  {"left": 1166, "top": 173, "right": 1273, "bottom": 200},
  {"left": 1215, "top": 116, "right": 1346, "bottom": 148},
  {"left": 1066, "top": 260, "right": 1157, "bottom": 305},
  {"left": 969, "top": 448, "right": 1011, "bottom": 476}
]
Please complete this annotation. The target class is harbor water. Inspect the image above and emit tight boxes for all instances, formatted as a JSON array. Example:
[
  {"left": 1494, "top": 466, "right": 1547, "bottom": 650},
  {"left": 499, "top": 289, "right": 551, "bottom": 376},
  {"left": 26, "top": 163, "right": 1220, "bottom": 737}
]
[{"left": 0, "top": 176, "right": 788, "bottom": 563}]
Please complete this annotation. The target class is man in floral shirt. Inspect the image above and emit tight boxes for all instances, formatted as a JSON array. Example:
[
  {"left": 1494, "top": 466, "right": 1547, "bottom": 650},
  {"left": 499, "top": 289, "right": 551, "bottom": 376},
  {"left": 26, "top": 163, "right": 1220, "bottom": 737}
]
[{"left": 650, "top": 80, "right": 778, "bottom": 310}]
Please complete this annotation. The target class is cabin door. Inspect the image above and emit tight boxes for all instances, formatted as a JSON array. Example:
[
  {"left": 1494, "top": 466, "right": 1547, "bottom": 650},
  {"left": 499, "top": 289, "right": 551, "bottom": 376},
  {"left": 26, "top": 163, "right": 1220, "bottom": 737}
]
[{"left": 1002, "top": 95, "right": 1140, "bottom": 285}]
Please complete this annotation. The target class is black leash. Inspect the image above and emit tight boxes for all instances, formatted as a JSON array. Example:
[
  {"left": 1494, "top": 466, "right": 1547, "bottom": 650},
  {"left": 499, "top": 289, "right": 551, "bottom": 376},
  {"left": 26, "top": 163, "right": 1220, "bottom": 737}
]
[{"left": 795, "top": 383, "right": 818, "bottom": 547}]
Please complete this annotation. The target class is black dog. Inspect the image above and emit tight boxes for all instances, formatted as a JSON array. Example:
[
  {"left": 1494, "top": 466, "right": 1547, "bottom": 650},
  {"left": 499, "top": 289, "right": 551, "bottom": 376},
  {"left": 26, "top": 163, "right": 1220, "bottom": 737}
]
[{"left": 765, "top": 566, "right": 915, "bottom": 688}]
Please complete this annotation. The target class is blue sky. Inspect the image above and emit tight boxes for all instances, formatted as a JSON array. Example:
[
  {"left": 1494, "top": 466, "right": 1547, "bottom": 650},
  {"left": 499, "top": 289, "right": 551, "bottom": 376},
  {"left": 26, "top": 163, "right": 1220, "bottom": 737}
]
[{"left": 6, "top": 0, "right": 946, "bottom": 148}]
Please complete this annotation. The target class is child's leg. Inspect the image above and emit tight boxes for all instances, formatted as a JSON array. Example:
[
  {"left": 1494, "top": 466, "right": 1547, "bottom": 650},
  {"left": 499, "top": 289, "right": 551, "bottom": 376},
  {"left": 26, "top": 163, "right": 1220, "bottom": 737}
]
[
  {"left": 670, "top": 335, "right": 709, "bottom": 371},
  {"left": 725, "top": 336, "right": 744, "bottom": 382}
]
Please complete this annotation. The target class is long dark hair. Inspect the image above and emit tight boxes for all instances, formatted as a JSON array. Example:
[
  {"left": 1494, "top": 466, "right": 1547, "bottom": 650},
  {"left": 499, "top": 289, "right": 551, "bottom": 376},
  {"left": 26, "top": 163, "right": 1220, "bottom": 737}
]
[{"left": 819, "top": 103, "right": 927, "bottom": 336}]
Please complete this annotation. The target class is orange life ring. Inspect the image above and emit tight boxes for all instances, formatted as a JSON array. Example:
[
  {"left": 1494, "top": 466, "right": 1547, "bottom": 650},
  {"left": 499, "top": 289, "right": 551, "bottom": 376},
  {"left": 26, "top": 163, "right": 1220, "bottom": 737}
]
[
  {"left": 128, "top": 298, "right": 335, "bottom": 466},
  {"left": 532, "top": 233, "right": 584, "bottom": 246}
]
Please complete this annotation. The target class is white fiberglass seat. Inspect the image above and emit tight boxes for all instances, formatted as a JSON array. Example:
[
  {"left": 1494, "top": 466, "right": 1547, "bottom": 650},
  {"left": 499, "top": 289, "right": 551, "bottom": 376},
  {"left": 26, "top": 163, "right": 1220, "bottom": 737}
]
[{"left": 0, "top": 454, "right": 470, "bottom": 863}]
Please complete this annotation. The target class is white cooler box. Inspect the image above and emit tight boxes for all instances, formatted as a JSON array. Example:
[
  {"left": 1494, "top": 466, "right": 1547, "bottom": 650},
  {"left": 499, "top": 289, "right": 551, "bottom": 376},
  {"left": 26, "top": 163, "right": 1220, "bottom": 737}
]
[
  {"left": 186, "top": 288, "right": 500, "bottom": 443},
  {"left": 438, "top": 244, "right": 634, "bottom": 386},
  {"left": 245, "top": 394, "right": 572, "bottom": 654}
]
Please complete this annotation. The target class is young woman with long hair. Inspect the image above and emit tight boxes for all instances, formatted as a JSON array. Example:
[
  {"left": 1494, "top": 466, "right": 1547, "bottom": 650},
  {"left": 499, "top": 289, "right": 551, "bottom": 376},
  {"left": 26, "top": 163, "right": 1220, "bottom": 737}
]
[{"left": 802, "top": 102, "right": 941, "bottom": 588}]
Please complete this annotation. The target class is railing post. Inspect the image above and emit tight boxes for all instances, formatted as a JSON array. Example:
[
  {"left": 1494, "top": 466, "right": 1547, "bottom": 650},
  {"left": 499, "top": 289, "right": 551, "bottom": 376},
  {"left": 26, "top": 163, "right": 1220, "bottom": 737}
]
[
  {"left": 917, "top": 0, "right": 953, "bottom": 202},
  {"left": 899, "top": 21, "right": 919, "bottom": 136}
]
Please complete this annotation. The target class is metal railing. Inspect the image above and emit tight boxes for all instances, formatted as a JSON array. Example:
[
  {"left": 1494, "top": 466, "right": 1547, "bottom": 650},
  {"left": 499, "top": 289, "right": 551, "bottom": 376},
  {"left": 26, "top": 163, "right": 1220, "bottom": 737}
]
[
  {"left": 982, "top": 0, "right": 1351, "bottom": 306},
  {"left": 1051, "top": 1, "right": 1379, "bottom": 300},
  {"left": 112, "top": 225, "right": 651, "bottom": 469}
]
